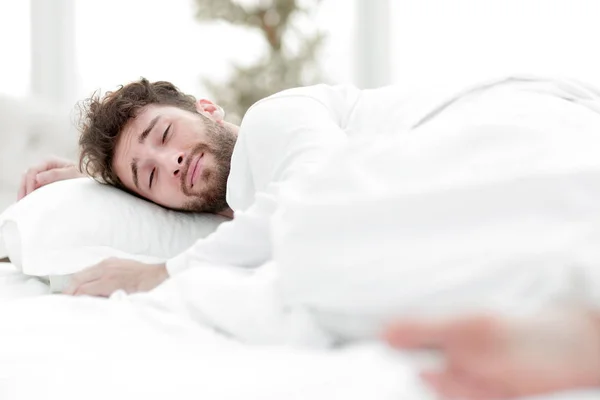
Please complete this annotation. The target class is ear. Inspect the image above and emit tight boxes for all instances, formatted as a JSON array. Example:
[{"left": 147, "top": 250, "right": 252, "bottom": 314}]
[{"left": 195, "top": 99, "right": 225, "bottom": 122}]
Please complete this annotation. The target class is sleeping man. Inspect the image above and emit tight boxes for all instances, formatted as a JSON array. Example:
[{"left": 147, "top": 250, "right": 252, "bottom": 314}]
[
  {"left": 19, "top": 76, "right": 600, "bottom": 399},
  {"left": 21, "top": 77, "right": 469, "bottom": 296}
]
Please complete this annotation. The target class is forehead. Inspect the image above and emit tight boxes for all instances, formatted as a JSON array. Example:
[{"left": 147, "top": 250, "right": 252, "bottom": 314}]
[
  {"left": 117, "top": 103, "right": 187, "bottom": 151},
  {"left": 116, "top": 105, "right": 158, "bottom": 156},
  {"left": 126, "top": 104, "right": 170, "bottom": 132}
]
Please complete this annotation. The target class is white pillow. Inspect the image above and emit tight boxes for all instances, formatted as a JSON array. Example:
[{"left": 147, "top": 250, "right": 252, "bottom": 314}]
[{"left": 0, "top": 178, "right": 227, "bottom": 284}]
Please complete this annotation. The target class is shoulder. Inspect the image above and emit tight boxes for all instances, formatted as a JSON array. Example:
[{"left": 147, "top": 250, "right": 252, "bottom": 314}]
[{"left": 240, "top": 84, "right": 361, "bottom": 132}]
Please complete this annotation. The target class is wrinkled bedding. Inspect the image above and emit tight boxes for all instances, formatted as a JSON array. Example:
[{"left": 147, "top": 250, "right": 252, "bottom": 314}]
[
  {"left": 0, "top": 262, "right": 49, "bottom": 300},
  {"left": 0, "top": 262, "right": 432, "bottom": 400},
  {"left": 0, "top": 263, "right": 597, "bottom": 400}
]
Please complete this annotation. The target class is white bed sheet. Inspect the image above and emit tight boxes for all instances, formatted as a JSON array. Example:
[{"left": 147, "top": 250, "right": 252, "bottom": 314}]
[
  {"left": 0, "top": 293, "right": 430, "bottom": 400},
  {"left": 0, "top": 262, "right": 49, "bottom": 300},
  {"left": 0, "top": 267, "right": 596, "bottom": 400}
]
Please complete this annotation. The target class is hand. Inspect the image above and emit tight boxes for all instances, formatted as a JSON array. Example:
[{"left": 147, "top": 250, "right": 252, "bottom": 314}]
[
  {"left": 384, "top": 312, "right": 600, "bottom": 399},
  {"left": 18, "top": 156, "right": 85, "bottom": 200},
  {"left": 63, "top": 258, "right": 169, "bottom": 297}
]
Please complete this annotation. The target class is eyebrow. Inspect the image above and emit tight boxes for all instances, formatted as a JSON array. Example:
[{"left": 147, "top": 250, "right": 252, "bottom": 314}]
[
  {"left": 130, "top": 115, "right": 160, "bottom": 190},
  {"left": 130, "top": 159, "right": 139, "bottom": 190},
  {"left": 138, "top": 115, "right": 160, "bottom": 144}
]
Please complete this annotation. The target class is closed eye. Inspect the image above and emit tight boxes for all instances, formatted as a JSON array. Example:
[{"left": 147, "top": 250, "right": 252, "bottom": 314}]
[
  {"left": 149, "top": 168, "right": 155, "bottom": 189},
  {"left": 162, "top": 124, "right": 171, "bottom": 143}
]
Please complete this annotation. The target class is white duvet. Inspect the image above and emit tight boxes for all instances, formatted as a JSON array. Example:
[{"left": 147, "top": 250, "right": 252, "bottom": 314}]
[{"left": 2, "top": 77, "right": 600, "bottom": 399}]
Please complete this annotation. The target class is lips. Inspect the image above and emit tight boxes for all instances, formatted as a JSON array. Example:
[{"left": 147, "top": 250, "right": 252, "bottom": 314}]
[{"left": 187, "top": 153, "right": 203, "bottom": 188}]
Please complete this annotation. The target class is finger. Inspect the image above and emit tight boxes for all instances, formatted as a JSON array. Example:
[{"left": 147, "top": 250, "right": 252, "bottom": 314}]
[
  {"left": 38, "top": 156, "right": 75, "bottom": 170},
  {"left": 35, "top": 167, "right": 73, "bottom": 187},
  {"left": 17, "top": 169, "right": 39, "bottom": 200},
  {"left": 54, "top": 157, "right": 76, "bottom": 169},
  {"left": 18, "top": 168, "right": 38, "bottom": 200},
  {"left": 423, "top": 363, "right": 510, "bottom": 400},
  {"left": 448, "top": 368, "right": 507, "bottom": 400},
  {"left": 24, "top": 168, "right": 40, "bottom": 197},
  {"left": 447, "top": 364, "right": 514, "bottom": 400},
  {"left": 63, "top": 266, "right": 105, "bottom": 295},
  {"left": 421, "top": 371, "right": 456, "bottom": 398},
  {"left": 73, "top": 281, "right": 113, "bottom": 298},
  {"left": 65, "top": 277, "right": 102, "bottom": 296},
  {"left": 421, "top": 370, "right": 497, "bottom": 400},
  {"left": 63, "top": 281, "right": 83, "bottom": 296},
  {"left": 384, "top": 319, "right": 451, "bottom": 350}
]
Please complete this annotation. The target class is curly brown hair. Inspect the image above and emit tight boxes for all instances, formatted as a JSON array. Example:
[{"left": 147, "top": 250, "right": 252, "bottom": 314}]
[{"left": 77, "top": 78, "right": 198, "bottom": 189}]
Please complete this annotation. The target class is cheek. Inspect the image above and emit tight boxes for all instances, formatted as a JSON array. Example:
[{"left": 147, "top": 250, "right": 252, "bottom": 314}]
[
  {"left": 179, "top": 121, "right": 204, "bottom": 144},
  {"left": 152, "top": 180, "right": 186, "bottom": 208}
]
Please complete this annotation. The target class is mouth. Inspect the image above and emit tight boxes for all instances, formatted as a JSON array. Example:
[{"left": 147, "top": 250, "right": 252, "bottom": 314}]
[{"left": 187, "top": 153, "right": 204, "bottom": 189}]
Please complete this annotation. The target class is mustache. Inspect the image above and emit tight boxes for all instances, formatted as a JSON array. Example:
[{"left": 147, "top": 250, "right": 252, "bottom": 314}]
[{"left": 181, "top": 144, "right": 210, "bottom": 195}]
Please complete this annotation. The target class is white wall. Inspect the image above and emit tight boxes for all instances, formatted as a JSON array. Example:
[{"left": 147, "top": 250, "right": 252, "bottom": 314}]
[
  {"left": 390, "top": 0, "right": 600, "bottom": 90},
  {"left": 0, "top": 0, "right": 30, "bottom": 97}
]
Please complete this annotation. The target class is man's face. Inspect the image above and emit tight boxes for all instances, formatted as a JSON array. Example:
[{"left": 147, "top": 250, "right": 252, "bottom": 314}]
[{"left": 113, "top": 103, "right": 236, "bottom": 213}]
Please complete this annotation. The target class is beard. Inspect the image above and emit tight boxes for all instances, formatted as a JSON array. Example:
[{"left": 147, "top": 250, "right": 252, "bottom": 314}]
[{"left": 180, "top": 117, "right": 236, "bottom": 214}]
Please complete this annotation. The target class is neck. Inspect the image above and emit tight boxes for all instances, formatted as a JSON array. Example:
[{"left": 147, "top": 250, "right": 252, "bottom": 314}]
[{"left": 216, "top": 207, "right": 234, "bottom": 219}]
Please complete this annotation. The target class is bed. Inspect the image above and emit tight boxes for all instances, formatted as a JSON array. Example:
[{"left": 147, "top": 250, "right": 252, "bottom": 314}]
[
  {"left": 0, "top": 261, "right": 429, "bottom": 400},
  {"left": 3, "top": 76, "right": 600, "bottom": 399},
  {"left": 0, "top": 261, "right": 597, "bottom": 400}
]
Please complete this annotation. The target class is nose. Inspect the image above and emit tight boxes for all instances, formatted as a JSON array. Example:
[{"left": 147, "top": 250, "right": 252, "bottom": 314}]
[
  {"left": 159, "top": 151, "right": 185, "bottom": 179},
  {"left": 172, "top": 153, "right": 184, "bottom": 177}
]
